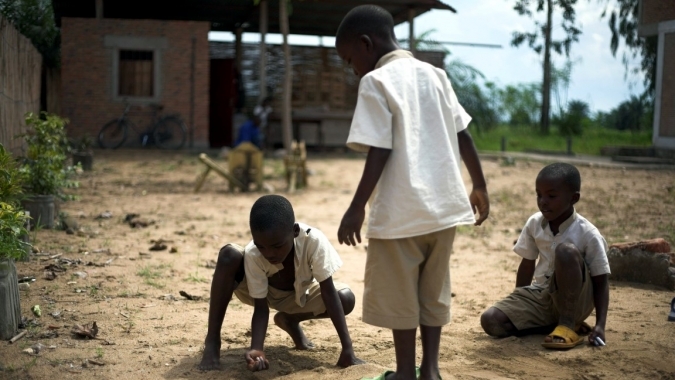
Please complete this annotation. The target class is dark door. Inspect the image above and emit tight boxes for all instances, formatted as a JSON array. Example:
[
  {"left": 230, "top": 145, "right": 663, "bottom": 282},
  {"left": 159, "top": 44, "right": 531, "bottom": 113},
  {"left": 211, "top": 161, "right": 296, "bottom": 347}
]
[{"left": 209, "top": 59, "right": 236, "bottom": 148}]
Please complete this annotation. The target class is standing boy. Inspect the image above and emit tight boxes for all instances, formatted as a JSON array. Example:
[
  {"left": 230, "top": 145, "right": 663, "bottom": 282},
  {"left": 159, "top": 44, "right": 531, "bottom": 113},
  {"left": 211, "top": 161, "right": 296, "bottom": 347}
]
[
  {"left": 199, "top": 195, "right": 363, "bottom": 372},
  {"left": 335, "top": 5, "right": 490, "bottom": 380},
  {"left": 480, "top": 163, "right": 610, "bottom": 349}
]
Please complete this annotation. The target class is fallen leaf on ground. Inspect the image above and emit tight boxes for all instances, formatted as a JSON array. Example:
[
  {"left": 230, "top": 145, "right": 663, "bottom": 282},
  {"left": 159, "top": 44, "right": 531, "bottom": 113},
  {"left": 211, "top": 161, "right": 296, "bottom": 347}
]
[
  {"left": 39, "top": 330, "right": 58, "bottom": 339},
  {"left": 71, "top": 322, "right": 99, "bottom": 339},
  {"left": 179, "top": 291, "right": 202, "bottom": 301},
  {"left": 124, "top": 213, "right": 140, "bottom": 222},
  {"left": 149, "top": 242, "right": 167, "bottom": 251},
  {"left": 44, "top": 264, "right": 67, "bottom": 272}
]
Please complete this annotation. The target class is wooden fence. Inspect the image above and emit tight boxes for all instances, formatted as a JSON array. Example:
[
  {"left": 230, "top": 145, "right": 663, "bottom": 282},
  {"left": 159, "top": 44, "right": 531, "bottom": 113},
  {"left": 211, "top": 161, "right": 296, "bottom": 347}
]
[{"left": 0, "top": 15, "right": 42, "bottom": 156}]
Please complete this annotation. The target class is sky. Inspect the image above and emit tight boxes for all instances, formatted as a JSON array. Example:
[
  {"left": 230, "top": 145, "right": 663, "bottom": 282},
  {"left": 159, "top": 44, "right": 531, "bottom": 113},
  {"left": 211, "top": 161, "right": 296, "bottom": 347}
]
[{"left": 209, "top": 0, "right": 645, "bottom": 113}]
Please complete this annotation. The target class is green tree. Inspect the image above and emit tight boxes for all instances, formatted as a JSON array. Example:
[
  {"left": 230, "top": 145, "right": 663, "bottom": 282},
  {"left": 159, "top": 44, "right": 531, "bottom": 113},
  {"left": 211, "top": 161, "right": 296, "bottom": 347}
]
[
  {"left": 445, "top": 59, "right": 500, "bottom": 132},
  {"left": 554, "top": 99, "right": 589, "bottom": 136},
  {"left": 600, "top": 0, "right": 657, "bottom": 99},
  {"left": 500, "top": 83, "right": 541, "bottom": 126},
  {"left": 411, "top": 29, "right": 500, "bottom": 131},
  {"left": 510, "top": 0, "right": 582, "bottom": 134},
  {"left": 0, "top": 0, "right": 60, "bottom": 68},
  {"left": 594, "top": 95, "right": 650, "bottom": 131},
  {"left": 551, "top": 60, "right": 575, "bottom": 118}
]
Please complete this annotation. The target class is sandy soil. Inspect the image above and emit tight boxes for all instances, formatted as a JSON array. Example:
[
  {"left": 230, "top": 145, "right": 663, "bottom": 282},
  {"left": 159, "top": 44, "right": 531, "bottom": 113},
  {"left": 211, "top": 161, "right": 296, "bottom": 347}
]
[{"left": 1, "top": 149, "right": 675, "bottom": 380}]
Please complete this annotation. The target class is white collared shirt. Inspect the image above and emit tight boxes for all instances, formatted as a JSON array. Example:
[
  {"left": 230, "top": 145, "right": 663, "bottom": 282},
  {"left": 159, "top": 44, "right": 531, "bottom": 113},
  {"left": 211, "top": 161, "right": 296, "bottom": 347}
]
[
  {"left": 514, "top": 211, "right": 610, "bottom": 287},
  {"left": 346, "top": 50, "right": 475, "bottom": 239},
  {"left": 243, "top": 223, "right": 343, "bottom": 307}
]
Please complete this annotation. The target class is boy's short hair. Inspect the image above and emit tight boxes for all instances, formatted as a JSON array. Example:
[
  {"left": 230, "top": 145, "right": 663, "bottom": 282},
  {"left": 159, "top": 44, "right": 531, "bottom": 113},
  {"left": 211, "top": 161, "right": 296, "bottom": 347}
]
[
  {"left": 250, "top": 195, "right": 295, "bottom": 233},
  {"left": 336, "top": 5, "right": 395, "bottom": 44},
  {"left": 537, "top": 163, "right": 581, "bottom": 192}
]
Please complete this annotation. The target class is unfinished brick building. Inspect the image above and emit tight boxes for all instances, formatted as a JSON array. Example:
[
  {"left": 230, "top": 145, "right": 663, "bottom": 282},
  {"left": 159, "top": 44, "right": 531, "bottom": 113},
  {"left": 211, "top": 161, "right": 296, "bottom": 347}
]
[
  {"left": 53, "top": 0, "right": 457, "bottom": 149},
  {"left": 639, "top": 0, "right": 675, "bottom": 149}
]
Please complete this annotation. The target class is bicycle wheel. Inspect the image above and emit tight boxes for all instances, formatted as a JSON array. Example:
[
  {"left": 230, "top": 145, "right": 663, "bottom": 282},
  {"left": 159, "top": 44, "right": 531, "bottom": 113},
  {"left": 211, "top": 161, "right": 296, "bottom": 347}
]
[
  {"left": 98, "top": 119, "right": 128, "bottom": 149},
  {"left": 153, "top": 117, "right": 187, "bottom": 149}
]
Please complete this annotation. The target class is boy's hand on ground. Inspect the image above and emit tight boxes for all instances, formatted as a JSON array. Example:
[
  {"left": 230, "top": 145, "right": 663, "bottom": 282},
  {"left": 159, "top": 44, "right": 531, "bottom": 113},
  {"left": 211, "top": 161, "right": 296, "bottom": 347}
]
[
  {"left": 336, "top": 348, "right": 365, "bottom": 368},
  {"left": 338, "top": 206, "right": 364, "bottom": 246},
  {"left": 245, "top": 349, "right": 269, "bottom": 372},
  {"left": 470, "top": 187, "right": 490, "bottom": 226},
  {"left": 589, "top": 325, "right": 606, "bottom": 346}
]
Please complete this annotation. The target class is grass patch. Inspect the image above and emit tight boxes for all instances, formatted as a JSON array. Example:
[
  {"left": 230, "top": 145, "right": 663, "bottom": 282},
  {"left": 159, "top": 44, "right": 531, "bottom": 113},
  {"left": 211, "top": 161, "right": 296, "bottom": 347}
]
[
  {"left": 472, "top": 126, "right": 652, "bottom": 155},
  {"left": 185, "top": 273, "right": 209, "bottom": 283},
  {"left": 137, "top": 265, "right": 168, "bottom": 289}
]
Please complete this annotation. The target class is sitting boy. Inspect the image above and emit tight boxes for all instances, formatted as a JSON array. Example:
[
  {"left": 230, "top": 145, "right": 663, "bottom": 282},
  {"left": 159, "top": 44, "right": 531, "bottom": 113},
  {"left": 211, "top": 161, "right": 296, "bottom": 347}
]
[
  {"left": 199, "top": 195, "right": 364, "bottom": 371},
  {"left": 481, "top": 163, "right": 610, "bottom": 348},
  {"left": 234, "top": 115, "right": 261, "bottom": 148}
]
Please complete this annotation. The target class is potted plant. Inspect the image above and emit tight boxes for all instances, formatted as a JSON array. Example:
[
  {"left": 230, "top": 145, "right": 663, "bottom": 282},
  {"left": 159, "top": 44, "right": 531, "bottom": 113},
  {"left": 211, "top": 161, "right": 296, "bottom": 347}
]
[
  {"left": 0, "top": 144, "right": 29, "bottom": 340},
  {"left": 19, "top": 112, "right": 76, "bottom": 229},
  {"left": 70, "top": 135, "right": 94, "bottom": 171}
]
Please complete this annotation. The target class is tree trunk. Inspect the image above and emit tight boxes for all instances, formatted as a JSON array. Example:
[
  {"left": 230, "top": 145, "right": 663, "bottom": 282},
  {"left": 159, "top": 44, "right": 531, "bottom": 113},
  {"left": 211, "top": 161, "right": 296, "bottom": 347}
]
[
  {"left": 540, "top": 0, "right": 553, "bottom": 134},
  {"left": 279, "top": 0, "right": 293, "bottom": 152}
]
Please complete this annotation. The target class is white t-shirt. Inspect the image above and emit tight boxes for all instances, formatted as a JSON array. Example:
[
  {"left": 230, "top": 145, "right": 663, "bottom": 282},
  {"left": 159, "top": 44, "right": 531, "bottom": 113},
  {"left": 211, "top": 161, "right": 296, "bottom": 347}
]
[
  {"left": 346, "top": 50, "right": 475, "bottom": 239},
  {"left": 243, "top": 223, "right": 343, "bottom": 307},
  {"left": 514, "top": 211, "right": 611, "bottom": 288},
  {"left": 254, "top": 105, "right": 272, "bottom": 129}
]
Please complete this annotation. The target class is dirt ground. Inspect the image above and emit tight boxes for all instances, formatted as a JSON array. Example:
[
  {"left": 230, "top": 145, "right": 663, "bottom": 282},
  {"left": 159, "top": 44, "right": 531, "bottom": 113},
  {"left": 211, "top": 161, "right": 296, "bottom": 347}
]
[{"left": 1, "top": 149, "right": 675, "bottom": 380}]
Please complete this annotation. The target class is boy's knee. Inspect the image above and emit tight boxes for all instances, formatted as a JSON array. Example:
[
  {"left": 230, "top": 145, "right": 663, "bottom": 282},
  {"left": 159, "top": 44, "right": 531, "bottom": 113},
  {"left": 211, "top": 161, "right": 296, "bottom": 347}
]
[
  {"left": 480, "top": 308, "right": 511, "bottom": 338},
  {"left": 554, "top": 243, "right": 581, "bottom": 264},
  {"left": 217, "top": 245, "right": 244, "bottom": 267},
  {"left": 338, "top": 288, "right": 356, "bottom": 315}
]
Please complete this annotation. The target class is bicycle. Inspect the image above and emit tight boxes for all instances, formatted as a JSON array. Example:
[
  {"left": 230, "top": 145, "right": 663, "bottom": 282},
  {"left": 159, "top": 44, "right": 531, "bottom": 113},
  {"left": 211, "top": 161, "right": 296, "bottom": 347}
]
[{"left": 98, "top": 102, "right": 187, "bottom": 149}]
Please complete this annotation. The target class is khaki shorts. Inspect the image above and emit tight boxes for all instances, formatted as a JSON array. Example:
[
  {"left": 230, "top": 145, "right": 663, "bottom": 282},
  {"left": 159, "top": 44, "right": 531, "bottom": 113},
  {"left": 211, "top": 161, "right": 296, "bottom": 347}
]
[
  {"left": 492, "top": 262, "right": 595, "bottom": 330},
  {"left": 362, "top": 227, "right": 457, "bottom": 330},
  {"left": 234, "top": 277, "right": 350, "bottom": 316}
]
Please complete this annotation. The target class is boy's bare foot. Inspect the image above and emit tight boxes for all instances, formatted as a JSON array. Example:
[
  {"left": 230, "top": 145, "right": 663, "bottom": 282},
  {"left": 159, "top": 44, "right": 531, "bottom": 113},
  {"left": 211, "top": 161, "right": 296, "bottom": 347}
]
[
  {"left": 198, "top": 340, "right": 221, "bottom": 371},
  {"left": 273, "top": 312, "right": 315, "bottom": 350}
]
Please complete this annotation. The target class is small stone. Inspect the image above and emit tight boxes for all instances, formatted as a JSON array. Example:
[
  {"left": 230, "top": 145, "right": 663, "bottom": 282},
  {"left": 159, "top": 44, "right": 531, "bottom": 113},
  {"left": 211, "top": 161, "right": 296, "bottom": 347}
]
[
  {"left": 74, "top": 271, "right": 88, "bottom": 279},
  {"left": 95, "top": 211, "right": 113, "bottom": 219},
  {"left": 18, "top": 283, "right": 30, "bottom": 291}
]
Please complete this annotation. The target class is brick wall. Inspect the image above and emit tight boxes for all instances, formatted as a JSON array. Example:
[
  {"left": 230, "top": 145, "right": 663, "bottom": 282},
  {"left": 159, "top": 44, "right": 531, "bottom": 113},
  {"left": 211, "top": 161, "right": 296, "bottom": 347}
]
[
  {"left": 641, "top": 0, "right": 675, "bottom": 26},
  {"left": 61, "top": 18, "right": 210, "bottom": 148},
  {"left": 660, "top": 32, "right": 675, "bottom": 137}
]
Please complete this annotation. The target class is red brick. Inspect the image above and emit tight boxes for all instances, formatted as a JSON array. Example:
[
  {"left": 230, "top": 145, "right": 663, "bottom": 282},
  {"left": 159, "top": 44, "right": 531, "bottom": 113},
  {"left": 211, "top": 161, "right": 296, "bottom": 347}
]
[
  {"left": 609, "top": 238, "right": 671, "bottom": 253},
  {"left": 60, "top": 18, "right": 210, "bottom": 148}
]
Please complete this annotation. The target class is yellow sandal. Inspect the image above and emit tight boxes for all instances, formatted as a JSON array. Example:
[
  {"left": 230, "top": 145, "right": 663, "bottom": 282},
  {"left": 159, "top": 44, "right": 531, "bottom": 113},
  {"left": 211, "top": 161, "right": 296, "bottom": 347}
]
[{"left": 541, "top": 325, "right": 585, "bottom": 349}]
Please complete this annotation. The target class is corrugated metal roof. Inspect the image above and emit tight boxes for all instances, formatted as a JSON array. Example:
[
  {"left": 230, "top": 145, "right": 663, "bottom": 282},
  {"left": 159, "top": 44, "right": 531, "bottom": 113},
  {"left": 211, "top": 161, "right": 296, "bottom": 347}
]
[{"left": 53, "top": 0, "right": 456, "bottom": 36}]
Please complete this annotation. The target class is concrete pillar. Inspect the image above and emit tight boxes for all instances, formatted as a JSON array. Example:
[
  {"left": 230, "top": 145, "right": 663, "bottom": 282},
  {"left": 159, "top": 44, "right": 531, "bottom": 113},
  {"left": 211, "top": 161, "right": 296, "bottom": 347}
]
[
  {"left": 95, "top": 0, "right": 103, "bottom": 19},
  {"left": 258, "top": 0, "right": 268, "bottom": 101},
  {"left": 234, "top": 27, "right": 243, "bottom": 71},
  {"left": 408, "top": 7, "right": 416, "bottom": 56}
]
